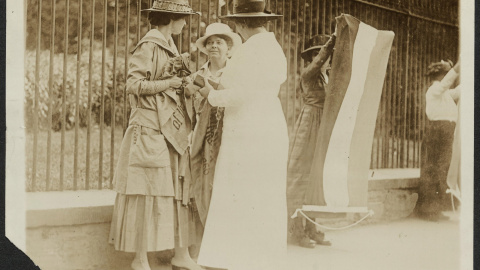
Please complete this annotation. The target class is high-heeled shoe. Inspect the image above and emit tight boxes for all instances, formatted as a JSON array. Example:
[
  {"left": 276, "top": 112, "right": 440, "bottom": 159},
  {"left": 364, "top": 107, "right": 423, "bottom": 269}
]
[{"left": 131, "top": 257, "right": 151, "bottom": 270}]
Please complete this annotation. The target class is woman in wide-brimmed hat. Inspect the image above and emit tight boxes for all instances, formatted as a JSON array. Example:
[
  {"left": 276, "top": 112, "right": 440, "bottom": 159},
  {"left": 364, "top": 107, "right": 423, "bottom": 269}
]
[
  {"left": 286, "top": 34, "right": 336, "bottom": 249},
  {"left": 183, "top": 22, "right": 241, "bottom": 259},
  {"left": 108, "top": 1, "right": 203, "bottom": 270},
  {"left": 415, "top": 60, "right": 460, "bottom": 222},
  {"left": 194, "top": 1, "right": 289, "bottom": 269}
]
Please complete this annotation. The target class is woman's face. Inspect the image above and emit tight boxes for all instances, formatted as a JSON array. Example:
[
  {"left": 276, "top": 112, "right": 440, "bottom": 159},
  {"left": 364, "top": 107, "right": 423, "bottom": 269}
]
[
  {"left": 171, "top": 17, "right": 186, "bottom": 35},
  {"left": 206, "top": 35, "right": 230, "bottom": 59},
  {"left": 309, "top": 49, "right": 320, "bottom": 63}
]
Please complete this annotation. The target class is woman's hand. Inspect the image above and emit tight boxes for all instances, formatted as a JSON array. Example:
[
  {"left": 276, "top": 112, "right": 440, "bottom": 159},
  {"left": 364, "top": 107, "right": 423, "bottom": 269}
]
[
  {"left": 184, "top": 77, "right": 201, "bottom": 97},
  {"left": 453, "top": 60, "right": 460, "bottom": 73},
  {"left": 198, "top": 77, "right": 214, "bottom": 98},
  {"left": 168, "top": 76, "right": 183, "bottom": 89}
]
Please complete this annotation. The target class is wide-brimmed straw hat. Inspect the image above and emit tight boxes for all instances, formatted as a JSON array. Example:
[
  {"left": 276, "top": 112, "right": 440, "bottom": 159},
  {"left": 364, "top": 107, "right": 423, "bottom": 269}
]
[
  {"left": 142, "top": 0, "right": 199, "bottom": 15},
  {"left": 195, "top": 23, "right": 242, "bottom": 56},
  {"left": 220, "top": 0, "right": 282, "bottom": 21},
  {"left": 301, "top": 34, "right": 331, "bottom": 61}
]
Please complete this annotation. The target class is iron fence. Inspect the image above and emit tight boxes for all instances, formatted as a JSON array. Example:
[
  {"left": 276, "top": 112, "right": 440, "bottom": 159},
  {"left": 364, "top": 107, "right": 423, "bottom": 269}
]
[{"left": 25, "top": 0, "right": 459, "bottom": 191}]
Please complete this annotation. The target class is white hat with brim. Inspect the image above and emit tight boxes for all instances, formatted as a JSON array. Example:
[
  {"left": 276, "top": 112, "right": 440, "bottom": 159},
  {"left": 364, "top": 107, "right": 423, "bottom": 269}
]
[
  {"left": 142, "top": 0, "right": 199, "bottom": 15},
  {"left": 195, "top": 23, "right": 243, "bottom": 56}
]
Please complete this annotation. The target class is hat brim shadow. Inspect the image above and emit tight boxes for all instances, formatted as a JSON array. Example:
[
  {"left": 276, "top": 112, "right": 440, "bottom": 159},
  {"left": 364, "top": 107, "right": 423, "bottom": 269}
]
[
  {"left": 141, "top": 8, "right": 199, "bottom": 15},
  {"left": 220, "top": 13, "right": 283, "bottom": 21},
  {"left": 300, "top": 46, "right": 325, "bottom": 59}
]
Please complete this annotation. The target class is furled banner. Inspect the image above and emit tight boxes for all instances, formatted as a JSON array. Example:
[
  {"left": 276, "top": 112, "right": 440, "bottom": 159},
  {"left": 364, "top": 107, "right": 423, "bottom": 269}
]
[{"left": 304, "top": 14, "right": 394, "bottom": 212}]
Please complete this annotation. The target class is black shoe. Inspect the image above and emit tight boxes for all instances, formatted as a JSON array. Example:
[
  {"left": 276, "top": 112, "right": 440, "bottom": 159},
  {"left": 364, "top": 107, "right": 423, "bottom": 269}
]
[
  {"left": 298, "top": 235, "right": 316, "bottom": 249},
  {"left": 307, "top": 231, "right": 331, "bottom": 246},
  {"left": 305, "top": 220, "right": 332, "bottom": 246}
]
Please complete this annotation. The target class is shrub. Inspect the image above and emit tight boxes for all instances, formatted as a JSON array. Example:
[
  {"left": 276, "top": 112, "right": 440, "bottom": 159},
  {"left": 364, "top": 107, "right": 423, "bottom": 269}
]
[{"left": 24, "top": 43, "right": 127, "bottom": 131}]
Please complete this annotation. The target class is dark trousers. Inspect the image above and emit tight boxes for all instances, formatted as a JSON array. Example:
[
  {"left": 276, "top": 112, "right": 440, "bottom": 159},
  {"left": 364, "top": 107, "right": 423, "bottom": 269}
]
[{"left": 415, "top": 120, "right": 456, "bottom": 215}]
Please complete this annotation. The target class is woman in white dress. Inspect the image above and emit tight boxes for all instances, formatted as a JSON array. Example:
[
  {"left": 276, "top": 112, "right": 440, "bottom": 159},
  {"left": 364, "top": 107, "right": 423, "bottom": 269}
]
[{"left": 195, "top": 1, "right": 288, "bottom": 269}]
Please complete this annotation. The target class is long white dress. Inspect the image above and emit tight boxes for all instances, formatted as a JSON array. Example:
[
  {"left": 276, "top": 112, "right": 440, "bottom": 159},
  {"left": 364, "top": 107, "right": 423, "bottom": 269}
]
[{"left": 197, "top": 32, "right": 289, "bottom": 270}]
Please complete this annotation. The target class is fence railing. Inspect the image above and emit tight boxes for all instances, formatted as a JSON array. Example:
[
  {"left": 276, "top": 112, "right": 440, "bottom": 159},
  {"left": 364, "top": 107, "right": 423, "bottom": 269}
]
[{"left": 25, "top": 0, "right": 459, "bottom": 191}]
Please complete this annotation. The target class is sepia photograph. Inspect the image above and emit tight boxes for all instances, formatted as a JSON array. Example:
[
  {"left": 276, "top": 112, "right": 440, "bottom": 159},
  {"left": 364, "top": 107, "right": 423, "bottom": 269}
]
[{"left": 4, "top": 0, "right": 474, "bottom": 269}]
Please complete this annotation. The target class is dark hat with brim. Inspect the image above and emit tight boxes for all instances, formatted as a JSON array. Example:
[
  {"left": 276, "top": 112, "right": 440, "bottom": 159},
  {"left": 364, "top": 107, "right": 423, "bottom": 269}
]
[
  {"left": 301, "top": 34, "right": 331, "bottom": 60},
  {"left": 220, "top": 0, "right": 282, "bottom": 21},
  {"left": 142, "top": 0, "right": 199, "bottom": 15}
]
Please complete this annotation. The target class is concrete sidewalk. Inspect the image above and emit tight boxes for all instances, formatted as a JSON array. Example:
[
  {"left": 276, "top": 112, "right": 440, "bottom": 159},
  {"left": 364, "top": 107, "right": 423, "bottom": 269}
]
[
  {"left": 138, "top": 212, "right": 460, "bottom": 270},
  {"left": 286, "top": 213, "right": 460, "bottom": 270}
]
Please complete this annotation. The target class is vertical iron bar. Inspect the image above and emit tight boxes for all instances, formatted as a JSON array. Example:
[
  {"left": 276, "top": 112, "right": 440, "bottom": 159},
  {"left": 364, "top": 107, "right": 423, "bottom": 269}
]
[
  {"left": 137, "top": 0, "right": 141, "bottom": 42},
  {"left": 380, "top": 8, "right": 387, "bottom": 168},
  {"left": 46, "top": 0, "right": 56, "bottom": 190},
  {"left": 394, "top": 14, "right": 400, "bottom": 168},
  {"left": 418, "top": 21, "right": 425, "bottom": 168},
  {"left": 73, "top": 0, "right": 83, "bottom": 190},
  {"left": 273, "top": 0, "right": 277, "bottom": 33},
  {"left": 397, "top": 15, "right": 403, "bottom": 168},
  {"left": 412, "top": 19, "right": 418, "bottom": 168},
  {"left": 124, "top": 0, "right": 131, "bottom": 135},
  {"left": 196, "top": 0, "right": 201, "bottom": 71},
  {"left": 281, "top": 0, "right": 285, "bottom": 48},
  {"left": 61, "top": 0, "right": 70, "bottom": 190},
  {"left": 188, "top": 0, "right": 192, "bottom": 56},
  {"left": 216, "top": 0, "right": 220, "bottom": 22},
  {"left": 309, "top": 0, "right": 313, "bottom": 39},
  {"left": 32, "top": 0, "right": 42, "bottom": 191},
  {"left": 315, "top": 0, "right": 319, "bottom": 35},
  {"left": 329, "top": 0, "right": 333, "bottom": 34},
  {"left": 111, "top": 0, "right": 119, "bottom": 188},
  {"left": 322, "top": 0, "right": 326, "bottom": 34},
  {"left": 85, "top": 0, "right": 95, "bottom": 190},
  {"left": 207, "top": 0, "right": 211, "bottom": 24},
  {"left": 389, "top": 13, "right": 395, "bottom": 168},
  {"left": 385, "top": 11, "right": 394, "bottom": 168},
  {"left": 148, "top": 0, "right": 152, "bottom": 30},
  {"left": 376, "top": 7, "right": 383, "bottom": 168},
  {"left": 99, "top": 0, "right": 107, "bottom": 189},
  {"left": 419, "top": 23, "right": 426, "bottom": 168},
  {"left": 421, "top": 23, "right": 427, "bottom": 168},
  {"left": 86, "top": 0, "right": 96, "bottom": 190},
  {"left": 300, "top": 0, "right": 306, "bottom": 110},
  {"left": 403, "top": 16, "right": 410, "bottom": 168},
  {"left": 293, "top": 0, "right": 299, "bottom": 121},
  {"left": 286, "top": 0, "right": 292, "bottom": 133}
]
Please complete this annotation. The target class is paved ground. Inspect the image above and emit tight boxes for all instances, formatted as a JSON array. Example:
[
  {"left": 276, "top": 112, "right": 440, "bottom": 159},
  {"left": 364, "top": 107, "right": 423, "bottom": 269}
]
[
  {"left": 125, "top": 212, "right": 461, "bottom": 270},
  {"left": 286, "top": 212, "right": 460, "bottom": 270}
]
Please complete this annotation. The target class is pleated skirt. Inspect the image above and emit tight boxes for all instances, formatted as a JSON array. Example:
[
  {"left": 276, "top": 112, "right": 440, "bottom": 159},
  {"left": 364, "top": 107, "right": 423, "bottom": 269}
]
[{"left": 109, "top": 193, "right": 197, "bottom": 253}]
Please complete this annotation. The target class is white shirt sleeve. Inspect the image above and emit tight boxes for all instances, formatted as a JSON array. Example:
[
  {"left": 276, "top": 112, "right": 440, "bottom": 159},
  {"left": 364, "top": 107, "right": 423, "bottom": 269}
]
[
  {"left": 448, "top": 84, "right": 461, "bottom": 102},
  {"left": 428, "top": 69, "right": 459, "bottom": 96},
  {"left": 208, "top": 88, "right": 246, "bottom": 107}
]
